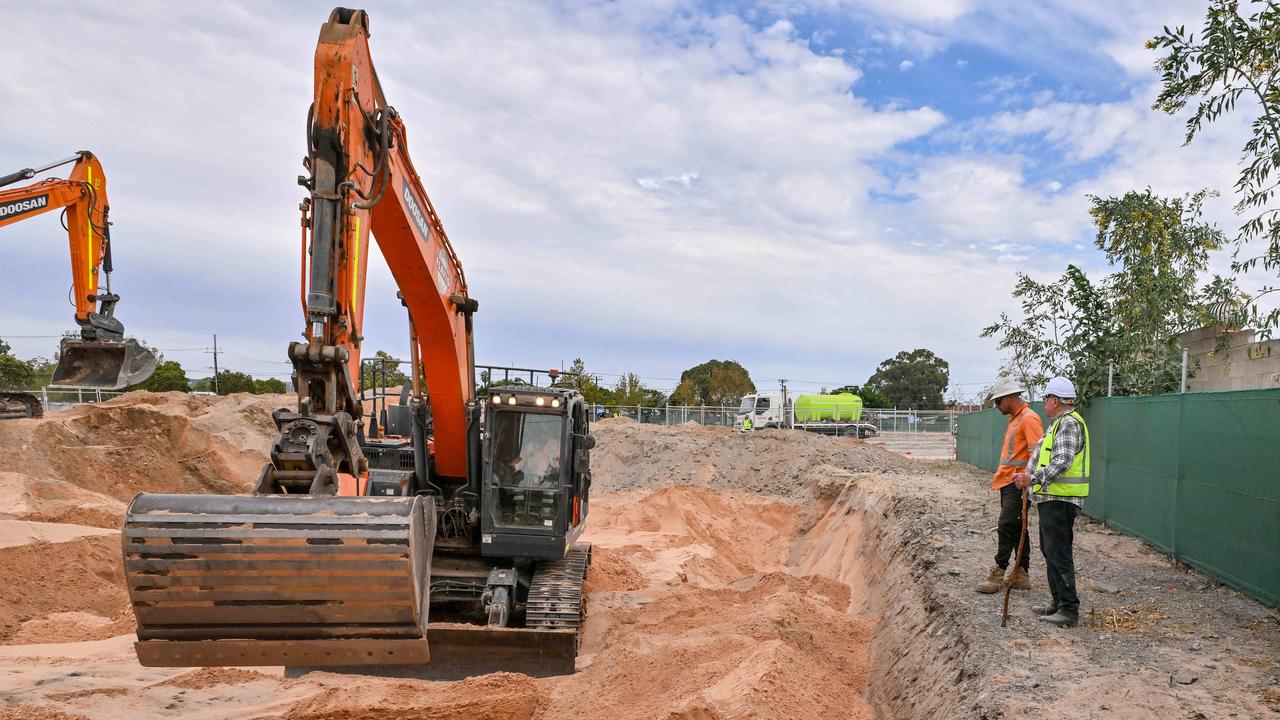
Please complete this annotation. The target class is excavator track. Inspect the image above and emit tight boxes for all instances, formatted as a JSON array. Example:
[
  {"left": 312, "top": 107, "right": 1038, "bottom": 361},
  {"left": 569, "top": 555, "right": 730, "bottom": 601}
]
[
  {"left": 409, "top": 544, "right": 591, "bottom": 679},
  {"left": 123, "top": 493, "right": 434, "bottom": 668},
  {"left": 0, "top": 392, "right": 43, "bottom": 420},
  {"left": 527, "top": 543, "right": 591, "bottom": 636}
]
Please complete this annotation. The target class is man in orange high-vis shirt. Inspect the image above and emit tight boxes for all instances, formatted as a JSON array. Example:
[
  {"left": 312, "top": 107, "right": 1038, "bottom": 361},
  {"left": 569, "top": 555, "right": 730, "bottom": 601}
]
[{"left": 975, "top": 376, "right": 1044, "bottom": 594}]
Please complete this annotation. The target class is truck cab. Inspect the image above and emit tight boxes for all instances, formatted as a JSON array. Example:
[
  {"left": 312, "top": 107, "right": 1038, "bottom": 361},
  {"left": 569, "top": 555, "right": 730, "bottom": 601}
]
[{"left": 736, "top": 393, "right": 788, "bottom": 428}]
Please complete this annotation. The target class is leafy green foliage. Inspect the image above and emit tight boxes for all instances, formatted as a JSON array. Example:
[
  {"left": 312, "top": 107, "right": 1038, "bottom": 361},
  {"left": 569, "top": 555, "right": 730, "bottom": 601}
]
[
  {"left": 193, "top": 369, "right": 283, "bottom": 395},
  {"left": 0, "top": 338, "right": 42, "bottom": 390},
  {"left": 254, "top": 378, "right": 288, "bottom": 394},
  {"left": 0, "top": 354, "right": 37, "bottom": 391},
  {"left": 133, "top": 360, "right": 190, "bottom": 392},
  {"left": 983, "top": 191, "right": 1226, "bottom": 398},
  {"left": 668, "top": 359, "right": 755, "bottom": 406},
  {"left": 829, "top": 384, "right": 892, "bottom": 409},
  {"left": 865, "top": 349, "right": 951, "bottom": 408},
  {"left": 360, "top": 350, "right": 410, "bottom": 392},
  {"left": 556, "top": 358, "right": 615, "bottom": 405},
  {"left": 1151, "top": 3, "right": 1280, "bottom": 333},
  {"left": 612, "top": 372, "right": 666, "bottom": 407}
]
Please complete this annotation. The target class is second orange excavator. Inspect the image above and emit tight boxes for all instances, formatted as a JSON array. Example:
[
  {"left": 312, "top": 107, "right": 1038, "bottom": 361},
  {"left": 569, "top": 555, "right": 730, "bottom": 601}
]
[
  {"left": 0, "top": 151, "right": 156, "bottom": 418},
  {"left": 122, "top": 8, "right": 593, "bottom": 677}
]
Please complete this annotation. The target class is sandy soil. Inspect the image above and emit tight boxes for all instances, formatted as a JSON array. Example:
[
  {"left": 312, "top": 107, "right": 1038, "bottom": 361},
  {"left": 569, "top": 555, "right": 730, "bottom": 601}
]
[{"left": 0, "top": 395, "right": 1275, "bottom": 719}]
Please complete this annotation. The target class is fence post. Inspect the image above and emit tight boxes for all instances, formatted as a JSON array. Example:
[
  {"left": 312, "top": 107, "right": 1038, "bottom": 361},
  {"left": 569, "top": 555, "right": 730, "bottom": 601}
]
[
  {"left": 1107, "top": 361, "right": 1114, "bottom": 397},
  {"left": 1180, "top": 348, "right": 1189, "bottom": 393}
]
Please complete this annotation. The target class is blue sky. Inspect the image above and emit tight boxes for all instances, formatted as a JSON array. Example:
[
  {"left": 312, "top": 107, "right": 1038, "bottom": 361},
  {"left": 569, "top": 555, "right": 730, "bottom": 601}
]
[{"left": 0, "top": 0, "right": 1258, "bottom": 401}]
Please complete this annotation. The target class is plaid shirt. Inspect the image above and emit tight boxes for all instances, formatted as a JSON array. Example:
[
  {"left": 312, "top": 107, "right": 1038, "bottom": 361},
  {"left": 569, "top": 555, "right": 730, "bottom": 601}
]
[{"left": 1027, "top": 411, "right": 1085, "bottom": 507}]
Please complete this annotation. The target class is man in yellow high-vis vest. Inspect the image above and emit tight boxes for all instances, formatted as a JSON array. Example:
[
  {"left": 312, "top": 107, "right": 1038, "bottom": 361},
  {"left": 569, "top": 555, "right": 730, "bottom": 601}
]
[{"left": 1013, "top": 376, "right": 1089, "bottom": 628}]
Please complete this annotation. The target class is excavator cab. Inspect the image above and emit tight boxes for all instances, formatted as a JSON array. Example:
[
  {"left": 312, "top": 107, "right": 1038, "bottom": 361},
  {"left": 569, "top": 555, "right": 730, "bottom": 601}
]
[{"left": 481, "top": 386, "right": 591, "bottom": 559}]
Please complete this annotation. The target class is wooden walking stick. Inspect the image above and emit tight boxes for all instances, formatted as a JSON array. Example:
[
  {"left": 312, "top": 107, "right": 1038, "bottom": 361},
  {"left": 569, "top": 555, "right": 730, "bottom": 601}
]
[{"left": 1001, "top": 486, "right": 1029, "bottom": 627}]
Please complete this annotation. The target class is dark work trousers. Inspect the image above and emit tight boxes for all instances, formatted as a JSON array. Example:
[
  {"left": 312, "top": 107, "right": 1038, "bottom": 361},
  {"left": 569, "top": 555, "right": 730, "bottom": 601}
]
[
  {"left": 1037, "top": 499, "right": 1081, "bottom": 617},
  {"left": 995, "top": 483, "right": 1030, "bottom": 570}
]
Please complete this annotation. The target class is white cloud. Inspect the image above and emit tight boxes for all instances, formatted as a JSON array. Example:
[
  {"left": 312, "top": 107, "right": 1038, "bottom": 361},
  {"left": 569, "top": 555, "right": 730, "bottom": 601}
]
[{"left": 899, "top": 59, "right": 914, "bottom": 71}]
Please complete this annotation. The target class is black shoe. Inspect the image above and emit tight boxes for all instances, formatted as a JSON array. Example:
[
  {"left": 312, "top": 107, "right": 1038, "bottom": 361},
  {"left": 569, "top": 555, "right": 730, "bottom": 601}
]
[
  {"left": 1037, "top": 611, "right": 1078, "bottom": 628},
  {"left": 1031, "top": 604, "right": 1057, "bottom": 616}
]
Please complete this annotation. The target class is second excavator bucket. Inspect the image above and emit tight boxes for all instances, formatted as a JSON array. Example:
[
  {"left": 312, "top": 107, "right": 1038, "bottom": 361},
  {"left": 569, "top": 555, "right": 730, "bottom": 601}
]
[
  {"left": 123, "top": 493, "right": 434, "bottom": 667},
  {"left": 51, "top": 337, "right": 157, "bottom": 389}
]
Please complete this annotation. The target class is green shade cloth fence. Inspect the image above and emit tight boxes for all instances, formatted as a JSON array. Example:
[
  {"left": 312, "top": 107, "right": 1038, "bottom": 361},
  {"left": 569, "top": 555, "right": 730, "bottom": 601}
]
[{"left": 956, "top": 389, "right": 1280, "bottom": 607}]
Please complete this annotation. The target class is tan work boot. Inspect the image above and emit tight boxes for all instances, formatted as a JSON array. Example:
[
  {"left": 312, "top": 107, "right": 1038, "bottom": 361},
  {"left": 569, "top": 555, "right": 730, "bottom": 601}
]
[
  {"left": 1007, "top": 567, "right": 1031, "bottom": 590},
  {"left": 975, "top": 565, "right": 1005, "bottom": 594}
]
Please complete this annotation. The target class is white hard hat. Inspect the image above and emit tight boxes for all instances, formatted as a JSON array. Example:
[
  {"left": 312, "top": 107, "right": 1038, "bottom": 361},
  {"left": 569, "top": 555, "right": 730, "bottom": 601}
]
[
  {"left": 1044, "top": 377, "right": 1077, "bottom": 400},
  {"left": 989, "top": 376, "right": 1025, "bottom": 401}
]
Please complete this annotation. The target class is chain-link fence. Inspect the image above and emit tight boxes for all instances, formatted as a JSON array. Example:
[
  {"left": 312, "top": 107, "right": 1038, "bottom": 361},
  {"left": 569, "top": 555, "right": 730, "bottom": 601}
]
[
  {"left": 6, "top": 387, "right": 130, "bottom": 414},
  {"left": 589, "top": 404, "right": 962, "bottom": 432},
  {"left": 590, "top": 405, "right": 741, "bottom": 426},
  {"left": 861, "top": 409, "right": 959, "bottom": 434}
]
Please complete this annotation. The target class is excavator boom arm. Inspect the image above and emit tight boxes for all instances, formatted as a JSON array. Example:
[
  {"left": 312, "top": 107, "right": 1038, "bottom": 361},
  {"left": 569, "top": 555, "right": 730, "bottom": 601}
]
[
  {"left": 0, "top": 151, "right": 109, "bottom": 328},
  {"left": 299, "top": 7, "right": 475, "bottom": 480},
  {"left": 0, "top": 152, "right": 155, "bottom": 390}
]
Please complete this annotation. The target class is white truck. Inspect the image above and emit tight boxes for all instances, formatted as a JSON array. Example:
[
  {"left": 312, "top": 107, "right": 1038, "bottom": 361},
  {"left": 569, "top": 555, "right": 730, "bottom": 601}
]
[{"left": 735, "top": 392, "right": 879, "bottom": 439}]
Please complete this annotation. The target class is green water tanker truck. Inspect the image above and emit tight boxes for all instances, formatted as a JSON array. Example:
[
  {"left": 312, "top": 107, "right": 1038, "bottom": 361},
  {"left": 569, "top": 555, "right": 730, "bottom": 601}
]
[{"left": 735, "top": 392, "right": 878, "bottom": 438}]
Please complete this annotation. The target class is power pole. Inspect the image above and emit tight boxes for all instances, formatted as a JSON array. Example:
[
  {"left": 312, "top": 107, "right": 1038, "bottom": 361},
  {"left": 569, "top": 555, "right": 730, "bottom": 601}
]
[
  {"left": 208, "top": 334, "right": 221, "bottom": 395},
  {"left": 778, "top": 378, "right": 789, "bottom": 428}
]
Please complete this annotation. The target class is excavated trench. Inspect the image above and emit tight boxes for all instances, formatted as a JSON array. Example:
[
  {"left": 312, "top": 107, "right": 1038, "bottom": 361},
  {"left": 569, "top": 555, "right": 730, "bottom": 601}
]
[{"left": 793, "top": 476, "right": 981, "bottom": 720}]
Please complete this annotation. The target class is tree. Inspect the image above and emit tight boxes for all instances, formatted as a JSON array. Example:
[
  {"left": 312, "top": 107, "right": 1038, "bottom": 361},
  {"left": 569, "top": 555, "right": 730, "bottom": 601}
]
[
  {"left": 865, "top": 349, "right": 950, "bottom": 408},
  {"left": 360, "top": 350, "right": 410, "bottom": 392},
  {"left": 829, "top": 384, "right": 892, "bottom": 409},
  {"left": 193, "top": 369, "right": 256, "bottom": 395},
  {"left": 1151, "top": 4, "right": 1280, "bottom": 333},
  {"left": 667, "top": 359, "right": 755, "bottom": 406},
  {"left": 133, "top": 360, "right": 190, "bottom": 392},
  {"left": 612, "top": 372, "right": 665, "bottom": 407},
  {"left": 254, "top": 377, "right": 288, "bottom": 394},
  {"left": 556, "top": 358, "right": 614, "bottom": 405},
  {"left": 0, "top": 338, "right": 37, "bottom": 391},
  {"left": 983, "top": 191, "right": 1226, "bottom": 398}
]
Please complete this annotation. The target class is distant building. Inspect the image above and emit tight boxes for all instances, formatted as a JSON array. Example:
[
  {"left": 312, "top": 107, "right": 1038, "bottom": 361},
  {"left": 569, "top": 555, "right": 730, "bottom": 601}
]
[{"left": 1180, "top": 326, "right": 1280, "bottom": 392}]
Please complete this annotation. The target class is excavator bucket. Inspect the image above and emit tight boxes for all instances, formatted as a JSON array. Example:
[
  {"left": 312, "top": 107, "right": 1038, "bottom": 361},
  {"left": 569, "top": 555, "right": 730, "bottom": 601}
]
[
  {"left": 123, "top": 493, "right": 434, "bottom": 668},
  {"left": 51, "top": 337, "right": 157, "bottom": 389}
]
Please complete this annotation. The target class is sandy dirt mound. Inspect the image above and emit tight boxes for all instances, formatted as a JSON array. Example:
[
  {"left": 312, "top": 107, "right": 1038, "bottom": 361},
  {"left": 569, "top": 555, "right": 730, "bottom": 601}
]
[
  {"left": 0, "top": 535, "right": 129, "bottom": 644},
  {"left": 0, "top": 391, "right": 284, "bottom": 504},
  {"left": 0, "top": 393, "right": 286, "bottom": 648},
  {"left": 591, "top": 418, "right": 907, "bottom": 500},
  {"left": 0, "top": 472, "right": 124, "bottom": 529},
  {"left": 152, "top": 667, "right": 269, "bottom": 690},
  {"left": 0, "top": 706, "right": 90, "bottom": 720},
  {"left": 281, "top": 673, "right": 545, "bottom": 720}
]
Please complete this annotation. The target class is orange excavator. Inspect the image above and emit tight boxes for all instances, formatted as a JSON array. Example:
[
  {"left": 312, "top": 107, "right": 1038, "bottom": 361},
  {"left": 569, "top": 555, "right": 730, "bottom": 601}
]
[
  {"left": 121, "top": 8, "right": 593, "bottom": 677},
  {"left": 0, "top": 151, "right": 156, "bottom": 418}
]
